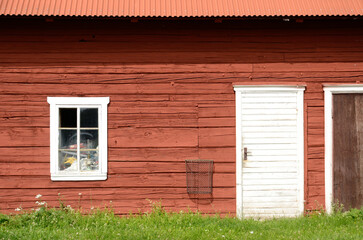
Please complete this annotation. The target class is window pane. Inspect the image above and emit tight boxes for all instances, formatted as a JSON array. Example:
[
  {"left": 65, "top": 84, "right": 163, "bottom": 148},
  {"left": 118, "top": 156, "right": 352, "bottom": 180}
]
[
  {"left": 59, "top": 130, "right": 77, "bottom": 149},
  {"left": 80, "top": 151, "right": 99, "bottom": 171},
  {"left": 59, "top": 108, "right": 77, "bottom": 128},
  {"left": 80, "top": 130, "right": 98, "bottom": 149},
  {"left": 81, "top": 108, "right": 98, "bottom": 128},
  {"left": 59, "top": 150, "right": 78, "bottom": 171}
]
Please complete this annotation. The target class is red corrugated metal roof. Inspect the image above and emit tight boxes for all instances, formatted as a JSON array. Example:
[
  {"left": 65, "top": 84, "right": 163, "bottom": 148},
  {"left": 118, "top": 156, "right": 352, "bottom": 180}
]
[{"left": 0, "top": 0, "right": 362, "bottom": 17}]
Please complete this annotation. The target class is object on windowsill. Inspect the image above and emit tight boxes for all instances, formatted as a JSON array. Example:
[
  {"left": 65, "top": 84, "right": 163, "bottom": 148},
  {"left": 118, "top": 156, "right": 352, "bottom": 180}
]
[
  {"left": 63, "top": 157, "right": 78, "bottom": 171},
  {"left": 68, "top": 143, "right": 85, "bottom": 149}
]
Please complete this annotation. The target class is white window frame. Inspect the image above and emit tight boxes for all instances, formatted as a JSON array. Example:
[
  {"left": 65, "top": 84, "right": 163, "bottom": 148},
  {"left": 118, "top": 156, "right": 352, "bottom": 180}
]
[
  {"left": 234, "top": 85, "right": 305, "bottom": 219},
  {"left": 47, "top": 97, "right": 110, "bottom": 181},
  {"left": 324, "top": 84, "right": 363, "bottom": 213}
]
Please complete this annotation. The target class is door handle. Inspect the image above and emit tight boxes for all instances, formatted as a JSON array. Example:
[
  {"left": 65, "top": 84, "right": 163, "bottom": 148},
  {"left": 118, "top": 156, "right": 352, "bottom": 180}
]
[{"left": 244, "top": 147, "right": 248, "bottom": 160}]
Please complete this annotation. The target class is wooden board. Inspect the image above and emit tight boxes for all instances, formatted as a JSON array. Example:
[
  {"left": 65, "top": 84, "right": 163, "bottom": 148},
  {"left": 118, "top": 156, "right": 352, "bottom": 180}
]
[
  {"left": 333, "top": 94, "right": 363, "bottom": 210},
  {"left": 237, "top": 88, "right": 304, "bottom": 218}
]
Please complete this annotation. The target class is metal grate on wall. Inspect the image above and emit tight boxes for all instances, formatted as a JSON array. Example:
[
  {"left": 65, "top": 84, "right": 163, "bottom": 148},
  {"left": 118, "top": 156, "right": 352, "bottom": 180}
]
[{"left": 185, "top": 160, "right": 213, "bottom": 194}]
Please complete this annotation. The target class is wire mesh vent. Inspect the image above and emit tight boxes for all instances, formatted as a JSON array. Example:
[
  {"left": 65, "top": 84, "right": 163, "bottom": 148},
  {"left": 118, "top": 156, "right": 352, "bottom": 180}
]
[{"left": 185, "top": 160, "right": 213, "bottom": 194}]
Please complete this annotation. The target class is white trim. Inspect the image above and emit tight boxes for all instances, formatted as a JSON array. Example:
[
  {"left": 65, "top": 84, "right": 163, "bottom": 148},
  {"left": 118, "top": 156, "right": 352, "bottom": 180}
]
[
  {"left": 296, "top": 90, "right": 305, "bottom": 214},
  {"left": 233, "top": 85, "right": 305, "bottom": 91},
  {"left": 47, "top": 97, "right": 110, "bottom": 105},
  {"left": 48, "top": 97, "right": 109, "bottom": 181},
  {"left": 324, "top": 89, "right": 333, "bottom": 213},
  {"left": 100, "top": 101, "right": 108, "bottom": 176},
  {"left": 234, "top": 85, "right": 305, "bottom": 218},
  {"left": 49, "top": 100, "right": 58, "bottom": 175},
  {"left": 51, "top": 174, "right": 107, "bottom": 181},
  {"left": 323, "top": 85, "right": 363, "bottom": 213},
  {"left": 77, "top": 108, "right": 81, "bottom": 172},
  {"left": 235, "top": 90, "right": 243, "bottom": 219}
]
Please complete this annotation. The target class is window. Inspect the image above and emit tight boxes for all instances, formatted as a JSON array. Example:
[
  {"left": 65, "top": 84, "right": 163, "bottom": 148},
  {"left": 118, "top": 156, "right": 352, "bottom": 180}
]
[{"left": 47, "top": 97, "right": 109, "bottom": 181}]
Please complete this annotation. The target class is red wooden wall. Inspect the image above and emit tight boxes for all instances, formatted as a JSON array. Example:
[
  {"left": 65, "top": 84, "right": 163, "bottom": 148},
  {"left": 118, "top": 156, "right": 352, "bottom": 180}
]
[{"left": 0, "top": 18, "right": 362, "bottom": 215}]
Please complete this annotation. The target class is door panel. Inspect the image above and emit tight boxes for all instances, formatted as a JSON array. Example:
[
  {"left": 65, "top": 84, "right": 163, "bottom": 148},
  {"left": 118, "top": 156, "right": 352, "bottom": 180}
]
[
  {"left": 333, "top": 94, "right": 363, "bottom": 210},
  {"left": 236, "top": 87, "right": 304, "bottom": 218}
]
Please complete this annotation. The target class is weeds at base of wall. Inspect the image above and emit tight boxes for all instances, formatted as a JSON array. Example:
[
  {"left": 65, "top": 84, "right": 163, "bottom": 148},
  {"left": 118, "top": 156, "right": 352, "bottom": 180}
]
[
  {"left": 304, "top": 200, "right": 326, "bottom": 217},
  {"left": 0, "top": 195, "right": 362, "bottom": 240}
]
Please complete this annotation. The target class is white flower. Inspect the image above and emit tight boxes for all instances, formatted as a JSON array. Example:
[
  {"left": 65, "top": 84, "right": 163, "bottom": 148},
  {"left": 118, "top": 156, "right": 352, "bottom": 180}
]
[
  {"left": 35, "top": 194, "right": 42, "bottom": 199},
  {"left": 250, "top": 231, "right": 254, "bottom": 234},
  {"left": 36, "top": 201, "right": 46, "bottom": 206},
  {"left": 15, "top": 207, "right": 22, "bottom": 211},
  {"left": 78, "top": 193, "right": 82, "bottom": 196}
]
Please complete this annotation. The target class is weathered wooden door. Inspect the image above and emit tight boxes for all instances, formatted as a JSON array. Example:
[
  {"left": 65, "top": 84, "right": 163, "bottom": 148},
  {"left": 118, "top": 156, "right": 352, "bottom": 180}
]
[
  {"left": 235, "top": 86, "right": 305, "bottom": 218},
  {"left": 333, "top": 94, "right": 363, "bottom": 210}
]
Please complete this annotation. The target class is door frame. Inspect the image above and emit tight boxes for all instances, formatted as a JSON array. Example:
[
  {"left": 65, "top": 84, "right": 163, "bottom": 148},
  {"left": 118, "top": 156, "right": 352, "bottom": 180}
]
[
  {"left": 324, "top": 84, "right": 363, "bottom": 213},
  {"left": 234, "top": 85, "right": 305, "bottom": 218}
]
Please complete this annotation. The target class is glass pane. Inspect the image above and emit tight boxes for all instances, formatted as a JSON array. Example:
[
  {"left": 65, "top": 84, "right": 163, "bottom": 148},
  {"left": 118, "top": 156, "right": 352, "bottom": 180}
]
[
  {"left": 59, "top": 108, "right": 77, "bottom": 128},
  {"left": 59, "top": 130, "right": 77, "bottom": 149},
  {"left": 80, "top": 130, "right": 98, "bottom": 149},
  {"left": 81, "top": 108, "right": 98, "bottom": 128},
  {"left": 80, "top": 151, "right": 99, "bottom": 171},
  {"left": 59, "top": 150, "right": 78, "bottom": 171}
]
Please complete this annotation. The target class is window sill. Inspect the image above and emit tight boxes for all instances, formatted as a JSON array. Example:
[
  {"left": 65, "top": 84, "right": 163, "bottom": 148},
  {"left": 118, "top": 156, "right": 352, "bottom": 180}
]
[{"left": 51, "top": 174, "right": 107, "bottom": 181}]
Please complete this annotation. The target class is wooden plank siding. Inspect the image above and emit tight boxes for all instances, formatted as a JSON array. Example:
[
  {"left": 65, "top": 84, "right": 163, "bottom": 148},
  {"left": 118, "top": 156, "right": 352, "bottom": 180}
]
[
  {"left": 333, "top": 95, "right": 363, "bottom": 210},
  {"left": 0, "top": 18, "right": 362, "bottom": 215}
]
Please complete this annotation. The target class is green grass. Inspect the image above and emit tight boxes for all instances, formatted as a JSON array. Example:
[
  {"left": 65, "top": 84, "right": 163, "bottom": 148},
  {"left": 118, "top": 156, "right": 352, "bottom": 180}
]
[{"left": 1, "top": 204, "right": 362, "bottom": 240}]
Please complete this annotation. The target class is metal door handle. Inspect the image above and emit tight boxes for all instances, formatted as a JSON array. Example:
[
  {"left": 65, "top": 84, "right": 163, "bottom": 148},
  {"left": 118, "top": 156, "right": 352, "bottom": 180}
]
[{"left": 244, "top": 147, "right": 248, "bottom": 160}]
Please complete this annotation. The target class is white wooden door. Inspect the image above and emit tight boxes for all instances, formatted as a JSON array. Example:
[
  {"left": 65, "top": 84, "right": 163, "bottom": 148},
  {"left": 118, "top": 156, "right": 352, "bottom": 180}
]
[{"left": 234, "top": 86, "right": 305, "bottom": 218}]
